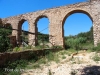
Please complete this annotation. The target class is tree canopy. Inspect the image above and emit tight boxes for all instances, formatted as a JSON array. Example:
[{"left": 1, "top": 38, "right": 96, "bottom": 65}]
[{"left": 0, "top": 24, "right": 12, "bottom": 52}]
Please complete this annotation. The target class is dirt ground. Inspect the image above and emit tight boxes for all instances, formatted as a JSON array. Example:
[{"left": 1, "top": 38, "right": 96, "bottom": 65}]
[{"left": 21, "top": 51, "right": 100, "bottom": 75}]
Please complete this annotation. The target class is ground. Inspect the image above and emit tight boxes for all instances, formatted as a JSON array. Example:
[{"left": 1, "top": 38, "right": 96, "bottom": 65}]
[{"left": 21, "top": 50, "right": 100, "bottom": 75}]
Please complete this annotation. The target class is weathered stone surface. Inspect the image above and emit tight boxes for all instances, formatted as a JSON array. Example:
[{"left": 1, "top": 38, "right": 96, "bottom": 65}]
[
  {"left": 1, "top": 0, "right": 100, "bottom": 47},
  {"left": 0, "top": 49, "right": 61, "bottom": 66}
]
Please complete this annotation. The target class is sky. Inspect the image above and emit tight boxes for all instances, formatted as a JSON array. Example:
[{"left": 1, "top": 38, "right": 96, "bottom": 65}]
[{"left": 0, "top": 0, "right": 92, "bottom": 36}]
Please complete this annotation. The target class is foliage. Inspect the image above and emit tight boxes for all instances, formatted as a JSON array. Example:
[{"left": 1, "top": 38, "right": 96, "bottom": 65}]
[
  {"left": 28, "top": 52, "right": 38, "bottom": 61},
  {"left": 92, "top": 53, "right": 100, "bottom": 62},
  {"left": 0, "top": 25, "right": 12, "bottom": 52},
  {"left": 92, "top": 43, "right": 100, "bottom": 52},
  {"left": 7, "top": 71, "right": 21, "bottom": 75},
  {"left": 62, "top": 55, "right": 66, "bottom": 59},
  {"left": 13, "top": 47, "right": 21, "bottom": 52},
  {"left": 7, "top": 60, "right": 28, "bottom": 69},
  {"left": 65, "top": 37, "right": 86, "bottom": 50},
  {"left": 44, "top": 50, "right": 59, "bottom": 62},
  {"left": 38, "top": 32, "right": 49, "bottom": 43},
  {"left": 3, "top": 59, "right": 28, "bottom": 75},
  {"left": 65, "top": 26, "right": 93, "bottom": 50},
  {"left": 52, "top": 45, "right": 63, "bottom": 49},
  {"left": 77, "top": 26, "right": 93, "bottom": 42},
  {"left": 45, "top": 50, "right": 54, "bottom": 61},
  {"left": 25, "top": 45, "right": 32, "bottom": 49}
]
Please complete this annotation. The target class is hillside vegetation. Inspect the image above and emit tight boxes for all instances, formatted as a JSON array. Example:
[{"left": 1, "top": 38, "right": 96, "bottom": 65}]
[
  {"left": 65, "top": 26, "right": 93, "bottom": 50},
  {"left": 0, "top": 25, "right": 96, "bottom": 52}
]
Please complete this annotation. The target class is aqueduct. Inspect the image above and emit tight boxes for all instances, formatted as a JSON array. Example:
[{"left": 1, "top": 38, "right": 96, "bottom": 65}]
[{"left": 1, "top": 0, "right": 100, "bottom": 48}]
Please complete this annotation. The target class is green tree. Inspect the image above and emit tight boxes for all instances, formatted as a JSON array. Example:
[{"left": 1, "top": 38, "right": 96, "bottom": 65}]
[
  {"left": 65, "top": 26, "right": 93, "bottom": 50},
  {"left": 0, "top": 24, "right": 12, "bottom": 52},
  {"left": 38, "top": 32, "right": 49, "bottom": 43},
  {"left": 66, "top": 37, "right": 86, "bottom": 50},
  {"left": 77, "top": 26, "right": 93, "bottom": 42}
]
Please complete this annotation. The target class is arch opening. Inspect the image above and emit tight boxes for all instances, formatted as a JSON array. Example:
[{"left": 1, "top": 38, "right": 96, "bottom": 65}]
[
  {"left": 18, "top": 19, "right": 29, "bottom": 46},
  {"left": 63, "top": 10, "right": 93, "bottom": 49},
  {"left": 35, "top": 16, "right": 49, "bottom": 46}
]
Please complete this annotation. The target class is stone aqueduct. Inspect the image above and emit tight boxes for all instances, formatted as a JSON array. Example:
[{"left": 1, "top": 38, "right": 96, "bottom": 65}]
[{"left": 1, "top": 0, "right": 100, "bottom": 48}]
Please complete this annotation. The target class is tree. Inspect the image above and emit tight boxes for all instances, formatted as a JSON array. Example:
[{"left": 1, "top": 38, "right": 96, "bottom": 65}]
[
  {"left": 0, "top": 24, "right": 12, "bottom": 52},
  {"left": 77, "top": 26, "right": 93, "bottom": 42},
  {"left": 65, "top": 26, "right": 93, "bottom": 49}
]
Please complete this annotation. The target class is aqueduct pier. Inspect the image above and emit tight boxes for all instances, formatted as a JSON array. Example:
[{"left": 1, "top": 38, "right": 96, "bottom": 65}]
[{"left": 1, "top": 0, "right": 100, "bottom": 48}]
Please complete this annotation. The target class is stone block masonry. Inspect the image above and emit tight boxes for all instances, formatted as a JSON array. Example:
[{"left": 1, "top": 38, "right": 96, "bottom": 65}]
[{"left": 1, "top": 0, "right": 100, "bottom": 48}]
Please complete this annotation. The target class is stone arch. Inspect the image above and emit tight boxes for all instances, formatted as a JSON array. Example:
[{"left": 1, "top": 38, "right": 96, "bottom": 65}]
[
  {"left": 34, "top": 15, "right": 50, "bottom": 26},
  {"left": 62, "top": 9, "right": 93, "bottom": 26},
  {"left": 34, "top": 15, "right": 50, "bottom": 45},
  {"left": 62, "top": 9, "right": 93, "bottom": 48},
  {"left": 17, "top": 19, "right": 29, "bottom": 45}
]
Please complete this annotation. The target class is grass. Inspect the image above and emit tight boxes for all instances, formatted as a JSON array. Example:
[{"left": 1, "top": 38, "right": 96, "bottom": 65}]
[
  {"left": 62, "top": 55, "right": 66, "bottom": 59},
  {"left": 1, "top": 43, "right": 100, "bottom": 75},
  {"left": 0, "top": 60, "right": 28, "bottom": 75},
  {"left": 7, "top": 71, "right": 21, "bottom": 75},
  {"left": 92, "top": 53, "right": 100, "bottom": 62}
]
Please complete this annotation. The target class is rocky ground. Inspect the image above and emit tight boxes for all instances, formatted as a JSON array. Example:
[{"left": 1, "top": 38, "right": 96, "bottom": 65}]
[{"left": 21, "top": 51, "right": 100, "bottom": 75}]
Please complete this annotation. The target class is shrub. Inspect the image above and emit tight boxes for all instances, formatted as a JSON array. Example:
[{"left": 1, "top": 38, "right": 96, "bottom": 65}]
[
  {"left": 92, "top": 53, "right": 100, "bottom": 62},
  {"left": 0, "top": 25, "right": 12, "bottom": 52},
  {"left": 46, "top": 51, "right": 54, "bottom": 61},
  {"left": 92, "top": 43, "right": 100, "bottom": 52},
  {"left": 13, "top": 47, "right": 20, "bottom": 52},
  {"left": 28, "top": 52, "right": 38, "bottom": 61},
  {"left": 44, "top": 50, "right": 59, "bottom": 62},
  {"left": 4, "top": 60, "right": 28, "bottom": 75},
  {"left": 62, "top": 55, "right": 66, "bottom": 59},
  {"left": 65, "top": 37, "right": 85, "bottom": 50},
  {"left": 52, "top": 45, "right": 63, "bottom": 49},
  {"left": 7, "top": 60, "right": 28, "bottom": 69},
  {"left": 8, "top": 71, "right": 21, "bottom": 75},
  {"left": 25, "top": 45, "right": 32, "bottom": 49}
]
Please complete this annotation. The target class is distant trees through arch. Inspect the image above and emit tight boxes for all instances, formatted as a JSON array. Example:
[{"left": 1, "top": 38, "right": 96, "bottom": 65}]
[
  {"left": 63, "top": 11, "right": 93, "bottom": 49},
  {"left": 35, "top": 17, "right": 49, "bottom": 45}
]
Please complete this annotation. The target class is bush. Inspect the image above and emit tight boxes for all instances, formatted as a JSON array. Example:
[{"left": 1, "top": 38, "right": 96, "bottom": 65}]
[
  {"left": 44, "top": 50, "right": 55, "bottom": 61},
  {"left": 7, "top": 71, "right": 21, "bottom": 75},
  {"left": 13, "top": 47, "right": 21, "bottom": 52},
  {"left": 92, "top": 53, "right": 100, "bottom": 62},
  {"left": 52, "top": 45, "right": 63, "bottom": 49},
  {"left": 92, "top": 43, "right": 100, "bottom": 52},
  {"left": 65, "top": 37, "right": 86, "bottom": 50},
  {"left": 0, "top": 26, "right": 12, "bottom": 52},
  {"left": 29, "top": 52, "right": 38, "bottom": 61},
  {"left": 3, "top": 60, "right": 28, "bottom": 75},
  {"left": 7, "top": 60, "right": 28, "bottom": 69}
]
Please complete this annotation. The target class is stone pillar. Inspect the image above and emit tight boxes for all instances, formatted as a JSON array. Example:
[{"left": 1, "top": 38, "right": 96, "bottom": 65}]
[
  {"left": 11, "top": 21, "right": 19, "bottom": 45},
  {"left": 91, "top": 0, "right": 100, "bottom": 46},
  {"left": 93, "top": 16, "right": 100, "bottom": 46},
  {"left": 28, "top": 21, "right": 38, "bottom": 46},
  {"left": 9, "top": 36, "right": 16, "bottom": 48},
  {"left": 49, "top": 21, "right": 64, "bottom": 48}
]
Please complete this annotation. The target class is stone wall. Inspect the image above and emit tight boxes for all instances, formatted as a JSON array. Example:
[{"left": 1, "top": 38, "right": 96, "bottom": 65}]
[
  {"left": 0, "top": 49, "right": 61, "bottom": 67},
  {"left": 1, "top": 0, "right": 100, "bottom": 47}
]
